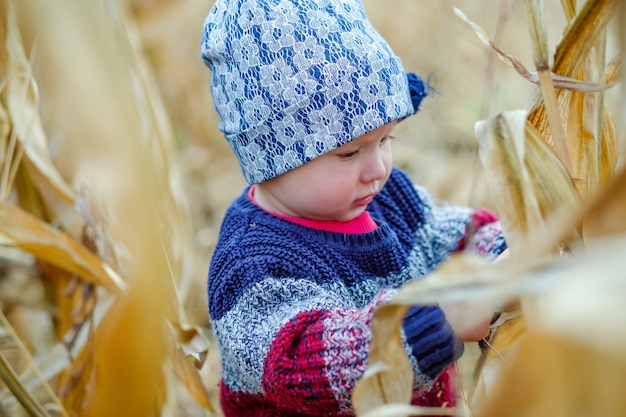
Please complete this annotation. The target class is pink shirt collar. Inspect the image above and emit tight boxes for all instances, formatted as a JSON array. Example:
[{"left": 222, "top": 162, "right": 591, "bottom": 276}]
[{"left": 248, "top": 185, "right": 378, "bottom": 234}]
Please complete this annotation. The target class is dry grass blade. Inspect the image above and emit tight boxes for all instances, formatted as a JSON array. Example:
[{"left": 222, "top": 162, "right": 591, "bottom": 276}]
[
  {"left": 0, "top": 351, "right": 51, "bottom": 417},
  {"left": 0, "top": 311, "right": 68, "bottom": 417},
  {"left": 453, "top": 7, "right": 612, "bottom": 92}
]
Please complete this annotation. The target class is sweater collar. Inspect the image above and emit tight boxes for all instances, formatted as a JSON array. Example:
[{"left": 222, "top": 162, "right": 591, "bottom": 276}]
[{"left": 248, "top": 185, "right": 378, "bottom": 234}]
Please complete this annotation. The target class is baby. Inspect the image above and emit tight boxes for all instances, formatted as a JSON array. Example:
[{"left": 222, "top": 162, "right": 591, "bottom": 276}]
[{"left": 200, "top": 0, "right": 506, "bottom": 415}]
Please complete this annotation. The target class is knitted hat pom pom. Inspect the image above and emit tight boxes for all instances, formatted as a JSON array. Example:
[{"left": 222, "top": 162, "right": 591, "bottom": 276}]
[{"left": 407, "top": 72, "right": 428, "bottom": 115}]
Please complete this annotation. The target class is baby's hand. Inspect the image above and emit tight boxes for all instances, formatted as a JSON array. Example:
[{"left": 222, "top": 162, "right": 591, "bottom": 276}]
[{"left": 440, "top": 302, "right": 494, "bottom": 342}]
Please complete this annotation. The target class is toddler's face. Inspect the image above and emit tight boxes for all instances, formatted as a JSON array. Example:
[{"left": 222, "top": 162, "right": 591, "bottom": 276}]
[{"left": 255, "top": 122, "right": 396, "bottom": 222}]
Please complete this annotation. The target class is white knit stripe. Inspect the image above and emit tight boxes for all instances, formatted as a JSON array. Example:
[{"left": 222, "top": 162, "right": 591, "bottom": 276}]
[{"left": 414, "top": 185, "right": 473, "bottom": 264}]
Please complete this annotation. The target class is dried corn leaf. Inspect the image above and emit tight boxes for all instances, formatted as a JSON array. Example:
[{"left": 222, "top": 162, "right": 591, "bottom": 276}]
[
  {"left": 481, "top": 235, "right": 626, "bottom": 417},
  {"left": 0, "top": 102, "right": 9, "bottom": 165},
  {"left": 353, "top": 254, "right": 510, "bottom": 415},
  {"left": 563, "top": 46, "right": 619, "bottom": 200},
  {"left": 0, "top": 343, "right": 70, "bottom": 401},
  {"left": 85, "top": 285, "right": 169, "bottom": 417},
  {"left": 3, "top": 1, "right": 82, "bottom": 235},
  {"left": 352, "top": 302, "right": 411, "bottom": 415},
  {"left": 0, "top": 202, "right": 126, "bottom": 294},
  {"left": 526, "top": 0, "right": 572, "bottom": 174},
  {"left": 472, "top": 157, "right": 626, "bottom": 415},
  {"left": 38, "top": 261, "right": 92, "bottom": 342},
  {"left": 527, "top": 0, "right": 618, "bottom": 180},
  {"left": 169, "top": 320, "right": 212, "bottom": 410},
  {"left": 472, "top": 108, "right": 582, "bottom": 411},
  {"left": 457, "top": 2, "right": 619, "bottom": 198},
  {"left": 561, "top": 0, "right": 577, "bottom": 21},
  {"left": 53, "top": 293, "right": 99, "bottom": 416},
  {"left": 475, "top": 110, "right": 580, "bottom": 251},
  {"left": 13, "top": 0, "right": 212, "bottom": 413},
  {"left": 597, "top": 103, "right": 618, "bottom": 184},
  {"left": 552, "top": 0, "right": 618, "bottom": 80},
  {"left": 360, "top": 403, "right": 457, "bottom": 417},
  {"left": 0, "top": 311, "right": 69, "bottom": 417},
  {"left": 482, "top": 331, "right": 626, "bottom": 417},
  {"left": 171, "top": 346, "right": 213, "bottom": 411},
  {"left": 524, "top": 122, "right": 579, "bottom": 224},
  {"left": 582, "top": 165, "right": 626, "bottom": 238}
]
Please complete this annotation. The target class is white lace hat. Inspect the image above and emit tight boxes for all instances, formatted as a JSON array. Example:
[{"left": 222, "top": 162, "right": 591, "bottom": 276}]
[{"left": 201, "top": 0, "right": 426, "bottom": 184}]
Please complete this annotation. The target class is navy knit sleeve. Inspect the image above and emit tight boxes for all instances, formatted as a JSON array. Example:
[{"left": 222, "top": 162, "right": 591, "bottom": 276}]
[{"left": 401, "top": 306, "right": 464, "bottom": 382}]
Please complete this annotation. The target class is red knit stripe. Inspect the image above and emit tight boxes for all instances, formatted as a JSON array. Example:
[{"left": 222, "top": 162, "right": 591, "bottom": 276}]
[
  {"left": 262, "top": 310, "right": 342, "bottom": 414},
  {"left": 470, "top": 208, "right": 499, "bottom": 227},
  {"left": 411, "top": 364, "right": 458, "bottom": 415},
  {"left": 457, "top": 208, "right": 499, "bottom": 250},
  {"left": 220, "top": 382, "right": 300, "bottom": 417}
]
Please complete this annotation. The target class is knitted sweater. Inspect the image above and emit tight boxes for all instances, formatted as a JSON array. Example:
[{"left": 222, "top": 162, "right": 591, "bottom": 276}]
[{"left": 208, "top": 168, "right": 506, "bottom": 416}]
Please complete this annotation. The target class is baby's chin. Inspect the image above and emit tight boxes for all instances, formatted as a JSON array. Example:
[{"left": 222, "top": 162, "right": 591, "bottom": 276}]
[{"left": 331, "top": 207, "right": 368, "bottom": 223}]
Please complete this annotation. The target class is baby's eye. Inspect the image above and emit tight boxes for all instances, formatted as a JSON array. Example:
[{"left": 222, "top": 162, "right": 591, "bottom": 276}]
[
  {"left": 380, "top": 135, "right": 395, "bottom": 146},
  {"left": 339, "top": 150, "right": 359, "bottom": 159}
]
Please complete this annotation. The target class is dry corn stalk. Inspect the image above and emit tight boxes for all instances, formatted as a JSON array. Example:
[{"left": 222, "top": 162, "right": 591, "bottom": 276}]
[
  {"left": 0, "top": 0, "right": 213, "bottom": 415},
  {"left": 466, "top": 0, "right": 620, "bottom": 413},
  {"left": 353, "top": 0, "right": 621, "bottom": 415}
]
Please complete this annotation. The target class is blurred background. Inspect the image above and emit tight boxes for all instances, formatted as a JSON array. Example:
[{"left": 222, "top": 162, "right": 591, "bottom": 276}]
[{"left": 2, "top": 0, "right": 623, "bottom": 415}]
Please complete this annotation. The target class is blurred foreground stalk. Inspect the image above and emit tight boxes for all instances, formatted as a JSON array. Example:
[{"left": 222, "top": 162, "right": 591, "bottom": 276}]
[{"left": 0, "top": 0, "right": 212, "bottom": 415}]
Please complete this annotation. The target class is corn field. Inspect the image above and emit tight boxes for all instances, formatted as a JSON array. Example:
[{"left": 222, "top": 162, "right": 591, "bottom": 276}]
[{"left": 0, "top": 0, "right": 624, "bottom": 416}]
